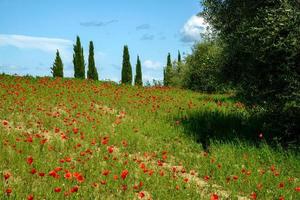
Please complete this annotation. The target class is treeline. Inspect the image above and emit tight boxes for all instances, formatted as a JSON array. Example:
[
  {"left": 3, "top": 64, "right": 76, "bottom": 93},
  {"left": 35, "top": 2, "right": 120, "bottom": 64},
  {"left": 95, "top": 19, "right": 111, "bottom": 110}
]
[
  {"left": 51, "top": 36, "right": 142, "bottom": 86},
  {"left": 164, "top": 0, "right": 299, "bottom": 147}
]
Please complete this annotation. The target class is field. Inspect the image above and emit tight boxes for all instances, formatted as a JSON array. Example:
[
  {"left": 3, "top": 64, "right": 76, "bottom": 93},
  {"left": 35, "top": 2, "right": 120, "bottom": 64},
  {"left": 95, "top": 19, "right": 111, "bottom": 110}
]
[{"left": 0, "top": 75, "right": 299, "bottom": 199}]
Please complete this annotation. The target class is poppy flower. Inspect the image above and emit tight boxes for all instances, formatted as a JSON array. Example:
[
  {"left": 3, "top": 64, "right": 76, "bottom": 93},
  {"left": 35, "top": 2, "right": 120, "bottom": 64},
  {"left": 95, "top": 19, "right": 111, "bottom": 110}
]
[
  {"left": 6, "top": 188, "right": 12, "bottom": 195},
  {"left": 27, "top": 194, "right": 34, "bottom": 200},
  {"left": 27, "top": 156, "right": 33, "bottom": 165},
  {"left": 102, "top": 170, "right": 110, "bottom": 176},
  {"left": 138, "top": 191, "right": 145, "bottom": 198},
  {"left": 250, "top": 192, "right": 257, "bottom": 199},
  {"left": 107, "top": 146, "right": 114, "bottom": 153},
  {"left": 70, "top": 186, "right": 79, "bottom": 193},
  {"left": 64, "top": 172, "right": 72, "bottom": 180},
  {"left": 121, "top": 169, "right": 129, "bottom": 180},
  {"left": 210, "top": 194, "right": 218, "bottom": 200},
  {"left": 54, "top": 187, "right": 61, "bottom": 193},
  {"left": 295, "top": 187, "right": 300, "bottom": 192},
  {"left": 278, "top": 182, "right": 284, "bottom": 188},
  {"left": 2, "top": 120, "right": 8, "bottom": 126},
  {"left": 4, "top": 172, "right": 11, "bottom": 180}
]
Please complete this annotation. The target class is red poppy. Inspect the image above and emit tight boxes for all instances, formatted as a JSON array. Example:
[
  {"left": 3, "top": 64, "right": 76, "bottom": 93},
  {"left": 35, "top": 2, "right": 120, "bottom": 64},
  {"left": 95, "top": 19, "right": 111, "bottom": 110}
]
[
  {"left": 279, "top": 197, "right": 285, "bottom": 200},
  {"left": 70, "top": 186, "right": 79, "bottom": 193},
  {"left": 64, "top": 172, "right": 72, "bottom": 180},
  {"left": 4, "top": 172, "right": 11, "bottom": 180},
  {"left": 138, "top": 191, "right": 145, "bottom": 198},
  {"left": 27, "top": 156, "right": 33, "bottom": 165},
  {"left": 6, "top": 188, "right": 12, "bottom": 195},
  {"left": 73, "top": 128, "right": 79, "bottom": 134},
  {"left": 30, "top": 168, "right": 37, "bottom": 175},
  {"left": 121, "top": 169, "right": 129, "bottom": 180},
  {"left": 2, "top": 120, "right": 8, "bottom": 126},
  {"left": 102, "top": 170, "right": 110, "bottom": 176},
  {"left": 295, "top": 187, "right": 300, "bottom": 192},
  {"left": 54, "top": 187, "right": 61, "bottom": 193},
  {"left": 278, "top": 182, "right": 284, "bottom": 188},
  {"left": 38, "top": 172, "right": 45, "bottom": 177},
  {"left": 210, "top": 194, "right": 218, "bottom": 200},
  {"left": 250, "top": 192, "right": 257, "bottom": 199},
  {"left": 107, "top": 146, "right": 114, "bottom": 153},
  {"left": 27, "top": 194, "right": 34, "bottom": 200}
]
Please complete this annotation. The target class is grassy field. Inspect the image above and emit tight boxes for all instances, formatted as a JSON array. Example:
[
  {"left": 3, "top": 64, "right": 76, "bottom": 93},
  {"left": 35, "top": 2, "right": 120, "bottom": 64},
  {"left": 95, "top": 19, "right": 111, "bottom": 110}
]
[{"left": 0, "top": 75, "right": 299, "bottom": 199}]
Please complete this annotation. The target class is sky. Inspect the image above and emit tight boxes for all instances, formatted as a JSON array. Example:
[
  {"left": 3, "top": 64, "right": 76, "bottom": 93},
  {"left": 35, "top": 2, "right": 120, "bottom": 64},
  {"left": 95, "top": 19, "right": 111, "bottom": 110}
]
[{"left": 0, "top": 0, "right": 206, "bottom": 83}]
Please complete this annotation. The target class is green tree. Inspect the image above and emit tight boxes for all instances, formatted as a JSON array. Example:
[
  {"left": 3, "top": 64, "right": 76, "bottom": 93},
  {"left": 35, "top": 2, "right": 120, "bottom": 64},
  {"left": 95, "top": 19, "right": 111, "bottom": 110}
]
[
  {"left": 201, "top": 0, "right": 300, "bottom": 144},
  {"left": 87, "top": 41, "right": 99, "bottom": 80},
  {"left": 73, "top": 36, "right": 85, "bottom": 79},
  {"left": 178, "top": 50, "right": 182, "bottom": 63},
  {"left": 121, "top": 45, "right": 132, "bottom": 84},
  {"left": 51, "top": 50, "right": 64, "bottom": 78},
  {"left": 134, "top": 55, "right": 142, "bottom": 86},
  {"left": 163, "top": 53, "right": 172, "bottom": 86}
]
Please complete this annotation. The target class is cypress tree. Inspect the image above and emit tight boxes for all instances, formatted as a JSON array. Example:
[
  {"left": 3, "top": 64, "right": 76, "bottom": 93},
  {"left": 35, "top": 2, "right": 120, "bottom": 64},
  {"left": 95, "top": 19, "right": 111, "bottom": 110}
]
[
  {"left": 121, "top": 45, "right": 132, "bottom": 84},
  {"left": 163, "top": 53, "right": 172, "bottom": 86},
  {"left": 134, "top": 55, "right": 142, "bottom": 86},
  {"left": 51, "top": 50, "right": 64, "bottom": 78},
  {"left": 178, "top": 50, "right": 182, "bottom": 63},
  {"left": 87, "top": 41, "right": 99, "bottom": 80},
  {"left": 73, "top": 36, "right": 85, "bottom": 79}
]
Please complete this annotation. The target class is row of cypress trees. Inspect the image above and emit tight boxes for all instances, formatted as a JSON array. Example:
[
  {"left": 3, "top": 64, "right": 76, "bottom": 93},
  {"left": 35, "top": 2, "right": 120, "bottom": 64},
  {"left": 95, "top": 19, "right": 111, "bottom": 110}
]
[{"left": 51, "top": 36, "right": 143, "bottom": 86}]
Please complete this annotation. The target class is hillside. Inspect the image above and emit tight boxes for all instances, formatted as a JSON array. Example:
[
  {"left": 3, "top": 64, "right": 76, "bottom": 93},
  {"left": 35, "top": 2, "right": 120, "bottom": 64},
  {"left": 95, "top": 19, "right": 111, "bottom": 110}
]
[{"left": 0, "top": 75, "right": 299, "bottom": 199}]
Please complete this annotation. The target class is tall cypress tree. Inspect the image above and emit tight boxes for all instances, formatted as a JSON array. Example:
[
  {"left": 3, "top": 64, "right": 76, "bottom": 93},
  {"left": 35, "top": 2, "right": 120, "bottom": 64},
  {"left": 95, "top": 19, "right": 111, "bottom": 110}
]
[
  {"left": 87, "top": 41, "right": 99, "bottom": 80},
  {"left": 178, "top": 50, "right": 182, "bottom": 63},
  {"left": 73, "top": 36, "right": 85, "bottom": 79},
  {"left": 51, "top": 50, "right": 64, "bottom": 78},
  {"left": 134, "top": 55, "right": 142, "bottom": 86},
  {"left": 121, "top": 45, "right": 132, "bottom": 84},
  {"left": 163, "top": 53, "right": 172, "bottom": 86}
]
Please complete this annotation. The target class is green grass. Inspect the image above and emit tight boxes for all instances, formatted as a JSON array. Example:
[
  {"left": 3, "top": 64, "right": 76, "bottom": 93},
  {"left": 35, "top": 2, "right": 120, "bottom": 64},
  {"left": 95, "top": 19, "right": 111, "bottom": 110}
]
[{"left": 0, "top": 75, "right": 299, "bottom": 199}]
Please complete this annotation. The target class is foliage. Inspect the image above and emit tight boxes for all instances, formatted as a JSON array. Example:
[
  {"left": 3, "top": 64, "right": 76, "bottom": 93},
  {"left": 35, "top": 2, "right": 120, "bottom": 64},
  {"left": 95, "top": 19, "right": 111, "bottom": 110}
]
[
  {"left": 73, "top": 36, "right": 85, "bottom": 79},
  {"left": 87, "top": 41, "right": 99, "bottom": 81},
  {"left": 134, "top": 56, "right": 143, "bottom": 86},
  {"left": 51, "top": 50, "right": 64, "bottom": 78},
  {"left": 201, "top": 0, "right": 300, "bottom": 145},
  {"left": 182, "top": 41, "right": 224, "bottom": 93},
  {"left": 163, "top": 53, "right": 173, "bottom": 86},
  {"left": 121, "top": 45, "right": 132, "bottom": 84}
]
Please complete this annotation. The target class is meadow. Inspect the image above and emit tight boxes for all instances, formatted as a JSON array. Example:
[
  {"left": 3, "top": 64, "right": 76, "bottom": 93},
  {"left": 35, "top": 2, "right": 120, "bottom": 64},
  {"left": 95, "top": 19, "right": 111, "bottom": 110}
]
[{"left": 0, "top": 75, "right": 299, "bottom": 200}]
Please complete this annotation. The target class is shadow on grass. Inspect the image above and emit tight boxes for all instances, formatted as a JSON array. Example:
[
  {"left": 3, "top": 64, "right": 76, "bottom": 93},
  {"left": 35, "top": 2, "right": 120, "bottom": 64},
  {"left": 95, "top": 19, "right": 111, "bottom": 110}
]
[{"left": 177, "top": 98, "right": 264, "bottom": 151}]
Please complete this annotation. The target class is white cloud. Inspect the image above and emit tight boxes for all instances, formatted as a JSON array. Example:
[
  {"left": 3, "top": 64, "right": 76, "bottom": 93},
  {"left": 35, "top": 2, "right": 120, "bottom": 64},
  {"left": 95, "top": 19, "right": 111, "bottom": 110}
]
[
  {"left": 180, "top": 16, "right": 209, "bottom": 43},
  {"left": 0, "top": 34, "right": 73, "bottom": 60},
  {"left": 143, "top": 60, "right": 162, "bottom": 70}
]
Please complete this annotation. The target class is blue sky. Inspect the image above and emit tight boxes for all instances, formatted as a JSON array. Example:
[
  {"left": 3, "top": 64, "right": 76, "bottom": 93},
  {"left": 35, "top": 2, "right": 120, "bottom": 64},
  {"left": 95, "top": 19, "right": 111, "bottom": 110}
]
[{"left": 0, "top": 0, "right": 206, "bottom": 82}]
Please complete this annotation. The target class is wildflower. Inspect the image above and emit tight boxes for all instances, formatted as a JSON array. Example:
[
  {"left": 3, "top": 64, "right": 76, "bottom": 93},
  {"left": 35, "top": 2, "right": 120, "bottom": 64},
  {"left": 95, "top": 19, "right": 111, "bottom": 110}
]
[
  {"left": 54, "top": 187, "right": 61, "bottom": 193},
  {"left": 295, "top": 187, "right": 300, "bottom": 192},
  {"left": 70, "top": 186, "right": 79, "bottom": 193},
  {"left": 250, "top": 192, "right": 257, "bottom": 199},
  {"left": 107, "top": 146, "right": 114, "bottom": 153},
  {"left": 4, "top": 172, "right": 11, "bottom": 180},
  {"left": 27, "top": 194, "right": 34, "bottom": 200},
  {"left": 278, "top": 182, "right": 284, "bottom": 188},
  {"left": 259, "top": 133, "right": 263, "bottom": 139},
  {"left": 121, "top": 169, "right": 129, "bottom": 180},
  {"left": 64, "top": 172, "right": 72, "bottom": 180},
  {"left": 138, "top": 191, "right": 145, "bottom": 198},
  {"left": 210, "top": 194, "right": 218, "bottom": 200},
  {"left": 102, "top": 170, "right": 110, "bottom": 176},
  {"left": 30, "top": 168, "right": 37, "bottom": 174},
  {"left": 6, "top": 188, "right": 12, "bottom": 195},
  {"left": 27, "top": 156, "right": 33, "bottom": 165}
]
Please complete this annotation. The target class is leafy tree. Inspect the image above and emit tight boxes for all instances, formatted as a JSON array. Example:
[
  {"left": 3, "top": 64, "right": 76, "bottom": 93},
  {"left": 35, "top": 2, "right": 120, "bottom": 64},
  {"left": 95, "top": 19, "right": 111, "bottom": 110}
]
[
  {"left": 121, "top": 45, "right": 132, "bottom": 84},
  {"left": 201, "top": 0, "right": 300, "bottom": 145},
  {"left": 51, "top": 50, "right": 64, "bottom": 78},
  {"left": 163, "top": 53, "right": 173, "bottom": 86},
  {"left": 134, "top": 55, "right": 143, "bottom": 86},
  {"left": 73, "top": 36, "right": 85, "bottom": 79},
  {"left": 87, "top": 41, "right": 99, "bottom": 80},
  {"left": 183, "top": 41, "right": 223, "bottom": 92}
]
